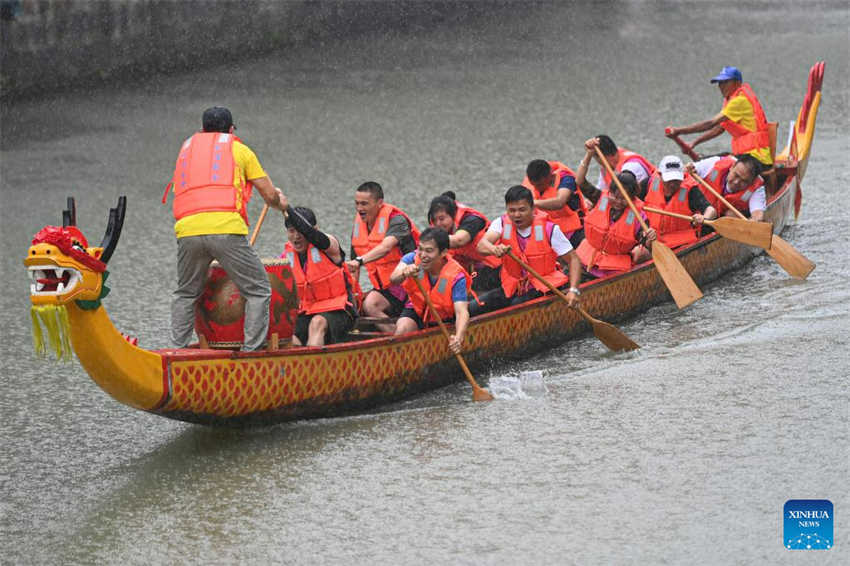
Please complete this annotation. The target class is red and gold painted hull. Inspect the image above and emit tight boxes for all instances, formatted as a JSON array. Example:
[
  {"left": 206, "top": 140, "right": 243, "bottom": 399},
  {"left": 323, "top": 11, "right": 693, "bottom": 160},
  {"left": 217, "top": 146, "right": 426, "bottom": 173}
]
[{"left": 145, "top": 172, "right": 797, "bottom": 425}]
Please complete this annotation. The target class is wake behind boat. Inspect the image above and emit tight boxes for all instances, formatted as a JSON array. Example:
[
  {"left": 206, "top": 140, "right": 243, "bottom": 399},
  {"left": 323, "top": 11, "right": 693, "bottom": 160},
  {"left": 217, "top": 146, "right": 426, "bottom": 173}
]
[{"left": 24, "top": 62, "right": 824, "bottom": 426}]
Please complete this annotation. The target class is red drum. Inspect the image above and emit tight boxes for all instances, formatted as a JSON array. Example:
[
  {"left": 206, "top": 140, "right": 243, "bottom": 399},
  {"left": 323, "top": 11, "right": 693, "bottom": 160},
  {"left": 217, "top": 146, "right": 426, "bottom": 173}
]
[{"left": 195, "top": 258, "right": 298, "bottom": 348}]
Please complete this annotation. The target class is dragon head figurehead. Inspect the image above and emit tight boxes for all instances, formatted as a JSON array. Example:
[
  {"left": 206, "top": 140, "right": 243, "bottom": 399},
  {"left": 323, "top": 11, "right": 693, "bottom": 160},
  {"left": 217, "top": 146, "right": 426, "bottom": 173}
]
[{"left": 24, "top": 197, "right": 125, "bottom": 359}]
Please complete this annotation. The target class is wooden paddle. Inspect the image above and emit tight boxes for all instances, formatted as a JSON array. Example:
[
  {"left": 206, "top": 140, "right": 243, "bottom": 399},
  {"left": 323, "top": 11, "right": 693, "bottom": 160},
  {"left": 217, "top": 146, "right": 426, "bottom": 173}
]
[
  {"left": 688, "top": 171, "right": 815, "bottom": 279},
  {"left": 506, "top": 251, "right": 638, "bottom": 352},
  {"left": 643, "top": 206, "right": 774, "bottom": 250},
  {"left": 411, "top": 276, "right": 493, "bottom": 401},
  {"left": 249, "top": 204, "right": 270, "bottom": 246},
  {"left": 594, "top": 146, "right": 703, "bottom": 309},
  {"left": 664, "top": 128, "right": 701, "bottom": 161}
]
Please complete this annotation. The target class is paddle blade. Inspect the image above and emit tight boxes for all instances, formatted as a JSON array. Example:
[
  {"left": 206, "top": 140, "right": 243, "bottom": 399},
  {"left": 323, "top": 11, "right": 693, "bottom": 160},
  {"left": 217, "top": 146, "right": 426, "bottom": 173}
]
[
  {"left": 590, "top": 319, "right": 640, "bottom": 352},
  {"left": 473, "top": 386, "right": 495, "bottom": 402},
  {"left": 767, "top": 234, "right": 815, "bottom": 279},
  {"left": 711, "top": 217, "right": 774, "bottom": 250},
  {"left": 651, "top": 242, "right": 703, "bottom": 309}
]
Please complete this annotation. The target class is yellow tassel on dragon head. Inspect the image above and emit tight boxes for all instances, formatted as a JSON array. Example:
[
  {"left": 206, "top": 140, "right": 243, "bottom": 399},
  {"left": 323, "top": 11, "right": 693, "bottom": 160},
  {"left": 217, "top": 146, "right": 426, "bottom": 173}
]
[{"left": 24, "top": 196, "right": 125, "bottom": 359}]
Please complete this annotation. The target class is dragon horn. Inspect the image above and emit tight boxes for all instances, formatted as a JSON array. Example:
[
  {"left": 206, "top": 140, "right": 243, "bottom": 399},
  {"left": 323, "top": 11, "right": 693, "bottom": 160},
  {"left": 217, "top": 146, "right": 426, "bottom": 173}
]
[
  {"left": 62, "top": 197, "right": 76, "bottom": 227},
  {"left": 99, "top": 196, "right": 126, "bottom": 265}
]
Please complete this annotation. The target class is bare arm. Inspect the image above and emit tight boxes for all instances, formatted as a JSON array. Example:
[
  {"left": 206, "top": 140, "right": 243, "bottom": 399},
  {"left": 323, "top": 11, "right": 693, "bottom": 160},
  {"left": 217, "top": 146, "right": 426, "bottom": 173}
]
[
  {"left": 691, "top": 123, "right": 726, "bottom": 149},
  {"left": 668, "top": 112, "right": 727, "bottom": 137},
  {"left": 450, "top": 229, "right": 473, "bottom": 248},
  {"left": 389, "top": 258, "right": 418, "bottom": 285},
  {"left": 251, "top": 176, "right": 287, "bottom": 211},
  {"left": 478, "top": 230, "right": 510, "bottom": 257},
  {"left": 448, "top": 301, "right": 470, "bottom": 354},
  {"left": 534, "top": 188, "right": 571, "bottom": 210}
]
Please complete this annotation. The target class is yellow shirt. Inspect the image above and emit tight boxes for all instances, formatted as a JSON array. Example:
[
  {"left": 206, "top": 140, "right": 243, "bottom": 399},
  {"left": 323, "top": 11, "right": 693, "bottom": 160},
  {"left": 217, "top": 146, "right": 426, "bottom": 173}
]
[
  {"left": 721, "top": 95, "right": 772, "bottom": 165},
  {"left": 173, "top": 140, "right": 267, "bottom": 238}
]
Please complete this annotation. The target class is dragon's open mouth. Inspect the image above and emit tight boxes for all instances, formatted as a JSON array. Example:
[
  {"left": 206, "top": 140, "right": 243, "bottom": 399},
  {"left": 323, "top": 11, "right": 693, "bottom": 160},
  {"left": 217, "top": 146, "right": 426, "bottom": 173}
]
[{"left": 28, "top": 265, "right": 81, "bottom": 295}]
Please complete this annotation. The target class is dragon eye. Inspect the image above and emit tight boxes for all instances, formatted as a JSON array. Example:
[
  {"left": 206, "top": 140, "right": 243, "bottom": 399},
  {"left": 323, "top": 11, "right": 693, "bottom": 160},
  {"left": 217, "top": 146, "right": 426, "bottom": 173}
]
[{"left": 71, "top": 242, "right": 85, "bottom": 253}]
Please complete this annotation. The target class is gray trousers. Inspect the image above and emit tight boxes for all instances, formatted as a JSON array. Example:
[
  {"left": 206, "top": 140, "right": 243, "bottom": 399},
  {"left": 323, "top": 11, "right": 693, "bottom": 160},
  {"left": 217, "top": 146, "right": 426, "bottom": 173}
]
[{"left": 171, "top": 234, "right": 271, "bottom": 351}]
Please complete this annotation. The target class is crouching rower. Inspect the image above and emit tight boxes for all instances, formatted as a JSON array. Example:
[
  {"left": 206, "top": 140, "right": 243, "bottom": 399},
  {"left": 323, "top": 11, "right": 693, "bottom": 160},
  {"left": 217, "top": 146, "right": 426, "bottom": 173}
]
[
  {"left": 390, "top": 228, "right": 471, "bottom": 354},
  {"left": 575, "top": 159, "right": 657, "bottom": 277},
  {"left": 427, "top": 191, "right": 502, "bottom": 293},
  {"left": 683, "top": 154, "right": 766, "bottom": 222},
  {"left": 645, "top": 155, "right": 717, "bottom": 248},
  {"left": 283, "top": 207, "right": 358, "bottom": 346},
  {"left": 476, "top": 185, "right": 581, "bottom": 311}
]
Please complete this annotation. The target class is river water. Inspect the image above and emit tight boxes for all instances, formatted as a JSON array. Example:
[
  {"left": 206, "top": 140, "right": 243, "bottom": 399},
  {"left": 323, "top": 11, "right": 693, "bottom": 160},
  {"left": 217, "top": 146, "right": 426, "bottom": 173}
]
[{"left": 2, "top": 1, "right": 848, "bottom": 564}]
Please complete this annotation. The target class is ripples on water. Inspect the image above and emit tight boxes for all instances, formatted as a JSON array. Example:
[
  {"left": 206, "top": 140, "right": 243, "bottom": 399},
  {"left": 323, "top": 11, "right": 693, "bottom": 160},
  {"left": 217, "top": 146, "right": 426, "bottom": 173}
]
[{"left": 2, "top": 2, "right": 849, "bottom": 564}]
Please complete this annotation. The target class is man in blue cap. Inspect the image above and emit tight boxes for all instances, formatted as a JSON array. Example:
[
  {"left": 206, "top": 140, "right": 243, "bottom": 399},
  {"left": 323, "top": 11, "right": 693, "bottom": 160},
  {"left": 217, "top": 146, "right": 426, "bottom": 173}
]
[{"left": 666, "top": 66, "right": 772, "bottom": 167}]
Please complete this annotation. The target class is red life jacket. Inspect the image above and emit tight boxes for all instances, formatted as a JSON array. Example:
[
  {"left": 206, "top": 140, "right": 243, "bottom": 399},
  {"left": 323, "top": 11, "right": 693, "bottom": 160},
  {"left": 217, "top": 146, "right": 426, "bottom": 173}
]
[
  {"left": 435, "top": 204, "right": 501, "bottom": 271},
  {"left": 576, "top": 195, "right": 643, "bottom": 273},
  {"left": 165, "top": 132, "right": 251, "bottom": 223},
  {"left": 283, "top": 242, "right": 353, "bottom": 315},
  {"left": 522, "top": 161, "right": 587, "bottom": 233},
  {"left": 644, "top": 172, "right": 699, "bottom": 248},
  {"left": 401, "top": 255, "right": 470, "bottom": 323},
  {"left": 498, "top": 212, "right": 569, "bottom": 297},
  {"left": 721, "top": 83, "right": 770, "bottom": 156},
  {"left": 601, "top": 148, "right": 657, "bottom": 191},
  {"left": 351, "top": 203, "right": 420, "bottom": 290},
  {"left": 685, "top": 156, "right": 763, "bottom": 216}
]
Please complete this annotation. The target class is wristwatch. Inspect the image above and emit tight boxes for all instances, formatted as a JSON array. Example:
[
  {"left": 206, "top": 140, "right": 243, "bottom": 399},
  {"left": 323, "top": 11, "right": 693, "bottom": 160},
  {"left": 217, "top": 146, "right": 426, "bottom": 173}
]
[
  {"left": 356, "top": 256, "right": 364, "bottom": 266},
  {"left": 569, "top": 287, "right": 581, "bottom": 295}
]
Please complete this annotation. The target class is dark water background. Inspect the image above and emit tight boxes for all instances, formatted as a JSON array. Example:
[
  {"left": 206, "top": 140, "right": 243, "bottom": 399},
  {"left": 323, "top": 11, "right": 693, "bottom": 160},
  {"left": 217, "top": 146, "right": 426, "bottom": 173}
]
[{"left": 1, "top": 1, "right": 848, "bottom": 563}]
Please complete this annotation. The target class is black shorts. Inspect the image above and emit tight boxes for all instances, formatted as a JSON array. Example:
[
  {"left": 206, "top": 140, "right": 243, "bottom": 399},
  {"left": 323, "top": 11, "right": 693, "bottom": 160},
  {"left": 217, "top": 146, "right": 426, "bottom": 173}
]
[
  {"left": 294, "top": 310, "right": 355, "bottom": 345},
  {"left": 398, "top": 307, "right": 456, "bottom": 330},
  {"left": 373, "top": 288, "right": 406, "bottom": 318}
]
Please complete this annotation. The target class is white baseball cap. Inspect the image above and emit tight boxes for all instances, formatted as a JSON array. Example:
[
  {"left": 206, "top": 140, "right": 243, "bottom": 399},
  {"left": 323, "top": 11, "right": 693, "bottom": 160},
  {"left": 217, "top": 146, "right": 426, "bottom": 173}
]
[{"left": 658, "top": 155, "right": 685, "bottom": 182}]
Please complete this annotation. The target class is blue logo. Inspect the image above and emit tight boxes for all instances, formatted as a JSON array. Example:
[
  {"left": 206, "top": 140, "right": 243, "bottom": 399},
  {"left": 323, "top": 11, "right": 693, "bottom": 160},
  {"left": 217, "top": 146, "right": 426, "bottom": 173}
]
[{"left": 784, "top": 499, "right": 833, "bottom": 550}]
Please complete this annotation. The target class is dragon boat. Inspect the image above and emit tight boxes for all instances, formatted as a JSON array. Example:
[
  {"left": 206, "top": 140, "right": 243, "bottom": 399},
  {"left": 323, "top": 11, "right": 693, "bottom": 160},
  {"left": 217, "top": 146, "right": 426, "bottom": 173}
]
[{"left": 25, "top": 62, "right": 824, "bottom": 427}]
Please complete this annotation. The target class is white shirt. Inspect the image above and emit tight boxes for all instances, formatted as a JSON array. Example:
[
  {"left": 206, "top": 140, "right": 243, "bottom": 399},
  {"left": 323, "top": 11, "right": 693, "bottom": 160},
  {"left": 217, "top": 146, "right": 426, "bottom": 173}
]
[
  {"left": 694, "top": 156, "right": 766, "bottom": 213},
  {"left": 488, "top": 216, "right": 574, "bottom": 257},
  {"left": 596, "top": 160, "right": 650, "bottom": 191}
]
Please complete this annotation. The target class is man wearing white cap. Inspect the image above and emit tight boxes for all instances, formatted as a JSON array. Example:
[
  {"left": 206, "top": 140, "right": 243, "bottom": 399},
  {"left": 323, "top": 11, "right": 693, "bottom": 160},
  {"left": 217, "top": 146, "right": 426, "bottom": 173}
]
[
  {"left": 665, "top": 66, "right": 772, "bottom": 167},
  {"left": 644, "top": 155, "right": 717, "bottom": 248}
]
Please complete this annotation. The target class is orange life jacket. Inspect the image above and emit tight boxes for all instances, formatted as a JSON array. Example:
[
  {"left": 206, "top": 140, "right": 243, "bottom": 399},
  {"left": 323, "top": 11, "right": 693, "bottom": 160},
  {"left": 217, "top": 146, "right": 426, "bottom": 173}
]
[
  {"left": 401, "top": 255, "right": 471, "bottom": 323},
  {"left": 435, "top": 204, "right": 501, "bottom": 271},
  {"left": 351, "top": 203, "right": 420, "bottom": 290},
  {"left": 522, "top": 161, "right": 587, "bottom": 234},
  {"left": 165, "top": 132, "right": 251, "bottom": 223},
  {"left": 685, "top": 156, "right": 763, "bottom": 216},
  {"left": 498, "top": 212, "right": 569, "bottom": 297},
  {"left": 721, "top": 83, "right": 770, "bottom": 156},
  {"left": 601, "top": 149, "right": 657, "bottom": 191},
  {"left": 644, "top": 172, "right": 699, "bottom": 248},
  {"left": 284, "top": 242, "right": 353, "bottom": 315},
  {"left": 576, "top": 195, "right": 643, "bottom": 273}
]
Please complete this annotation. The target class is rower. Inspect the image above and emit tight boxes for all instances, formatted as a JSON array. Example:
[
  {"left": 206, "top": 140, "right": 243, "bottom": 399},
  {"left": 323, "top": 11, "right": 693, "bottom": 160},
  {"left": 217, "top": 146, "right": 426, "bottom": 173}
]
[
  {"left": 346, "top": 181, "right": 420, "bottom": 332},
  {"left": 282, "top": 207, "right": 358, "bottom": 347},
  {"left": 575, "top": 170, "right": 658, "bottom": 278},
  {"left": 683, "top": 154, "right": 767, "bottom": 222},
  {"left": 390, "top": 228, "right": 471, "bottom": 355},
  {"left": 476, "top": 185, "right": 581, "bottom": 311},
  {"left": 644, "top": 155, "right": 717, "bottom": 248},
  {"left": 427, "top": 191, "right": 501, "bottom": 293},
  {"left": 578, "top": 135, "right": 656, "bottom": 196},
  {"left": 522, "top": 159, "right": 587, "bottom": 248},
  {"left": 666, "top": 66, "right": 773, "bottom": 168}
]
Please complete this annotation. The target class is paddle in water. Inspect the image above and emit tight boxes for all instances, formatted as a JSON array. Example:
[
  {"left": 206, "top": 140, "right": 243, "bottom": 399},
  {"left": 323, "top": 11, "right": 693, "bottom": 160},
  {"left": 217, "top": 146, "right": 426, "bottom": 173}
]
[
  {"left": 688, "top": 170, "right": 815, "bottom": 279},
  {"left": 643, "top": 206, "right": 773, "bottom": 250},
  {"left": 506, "top": 251, "right": 639, "bottom": 352},
  {"left": 594, "top": 146, "right": 703, "bottom": 309},
  {"left": 411, "top": 276, "right": 493, "bottom": 402}
]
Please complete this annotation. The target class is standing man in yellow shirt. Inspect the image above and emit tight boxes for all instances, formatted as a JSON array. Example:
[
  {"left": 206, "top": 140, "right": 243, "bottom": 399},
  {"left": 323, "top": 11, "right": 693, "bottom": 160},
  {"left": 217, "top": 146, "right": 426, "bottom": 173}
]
[
  {"left": 666, "top": 66, "right": 772, "bottom": 167},
  {"left": 166, "top": 107, "right": 289, "bottom": 351}
]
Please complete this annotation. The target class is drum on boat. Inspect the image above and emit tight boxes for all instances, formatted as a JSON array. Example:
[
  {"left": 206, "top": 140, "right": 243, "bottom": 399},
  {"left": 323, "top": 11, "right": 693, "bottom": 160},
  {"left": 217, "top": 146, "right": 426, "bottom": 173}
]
[{"left": 195, "top": 259, "right": 299, "bottom": 348}]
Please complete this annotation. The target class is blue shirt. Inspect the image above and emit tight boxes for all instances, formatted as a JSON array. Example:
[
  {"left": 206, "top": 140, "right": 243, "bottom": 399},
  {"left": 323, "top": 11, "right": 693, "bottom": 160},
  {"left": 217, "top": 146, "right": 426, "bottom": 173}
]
[{"left": 401, "top": 252, "right": 468, "bottom": 302}]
